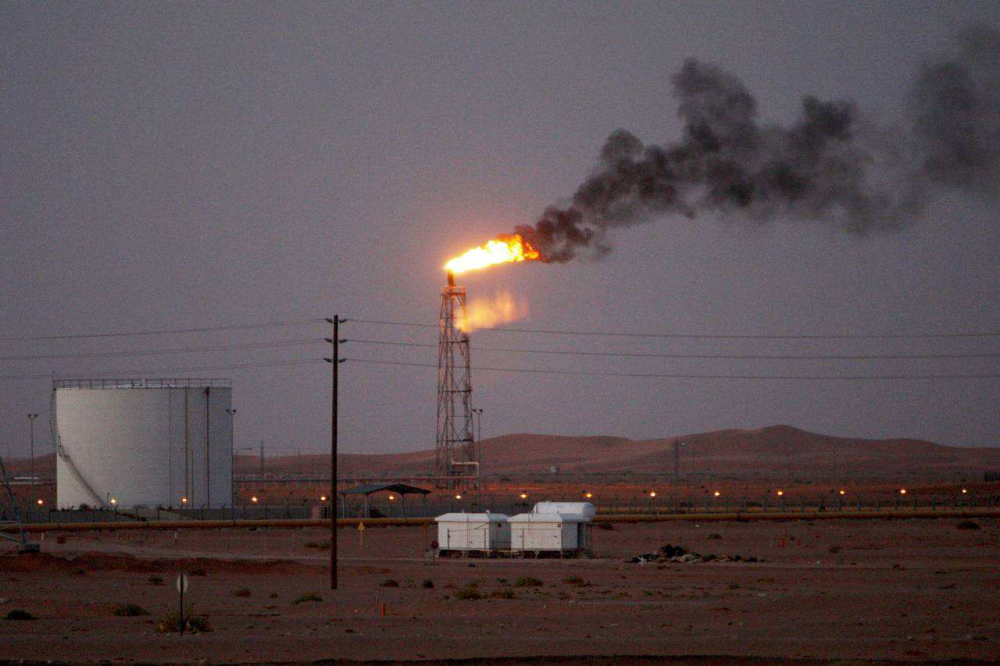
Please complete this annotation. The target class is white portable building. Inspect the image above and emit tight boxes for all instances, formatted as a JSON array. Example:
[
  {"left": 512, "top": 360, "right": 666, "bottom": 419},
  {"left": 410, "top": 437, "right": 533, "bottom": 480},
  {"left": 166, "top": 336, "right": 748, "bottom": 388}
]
[
  {"left": 435, "top": 512, "right": 510, "bottom": 552},
  {"left": 509, "top": 512, "right": 592, "bottom": 552}
]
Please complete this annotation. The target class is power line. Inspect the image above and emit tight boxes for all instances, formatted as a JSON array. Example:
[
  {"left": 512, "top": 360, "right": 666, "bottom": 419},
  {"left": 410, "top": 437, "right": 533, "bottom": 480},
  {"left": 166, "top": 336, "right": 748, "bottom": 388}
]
[
  {"left": 345, "top": 338, "right": 1000, "bottom": 361},
  {"left": 0, "top": 338, "right": 326, "bottom": 362},
  {"left": 0, "top": 318, "right": 326, "bottom": 343},
  {"left": 346, "top": 318, "right": 1000, "bottom": 340},
  {"left": 0, "top": 358, "right": 326, "bottom": 382},
  {"left": 343, "top": 357, "right": 1000, "bottom": 381}
]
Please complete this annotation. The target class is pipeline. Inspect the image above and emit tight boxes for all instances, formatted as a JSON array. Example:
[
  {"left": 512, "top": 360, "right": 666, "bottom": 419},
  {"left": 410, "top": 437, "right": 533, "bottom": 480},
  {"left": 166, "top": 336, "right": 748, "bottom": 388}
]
[{"left": 3, "top": 506, "right": 999, "bottom": 534}]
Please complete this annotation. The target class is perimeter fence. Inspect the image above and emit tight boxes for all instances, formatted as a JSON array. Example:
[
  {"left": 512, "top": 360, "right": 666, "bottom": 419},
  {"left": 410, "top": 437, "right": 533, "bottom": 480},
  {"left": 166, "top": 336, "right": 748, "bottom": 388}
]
[{"left": 5, "top": 492, "right": 999, "bottom": 525}]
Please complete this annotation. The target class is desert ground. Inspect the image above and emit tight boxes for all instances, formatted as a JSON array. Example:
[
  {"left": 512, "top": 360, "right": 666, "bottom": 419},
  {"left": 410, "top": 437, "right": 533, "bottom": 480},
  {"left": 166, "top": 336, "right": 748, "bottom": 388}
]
[{"left": 2, "top": 516, "right": 999, "bottom": 663}]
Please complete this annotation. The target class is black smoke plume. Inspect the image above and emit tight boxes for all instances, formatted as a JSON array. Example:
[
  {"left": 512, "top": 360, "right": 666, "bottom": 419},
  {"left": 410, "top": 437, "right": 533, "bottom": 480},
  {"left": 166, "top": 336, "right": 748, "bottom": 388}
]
[{"left": 515, "top": 27, "right": 1000, "bottom": 263}]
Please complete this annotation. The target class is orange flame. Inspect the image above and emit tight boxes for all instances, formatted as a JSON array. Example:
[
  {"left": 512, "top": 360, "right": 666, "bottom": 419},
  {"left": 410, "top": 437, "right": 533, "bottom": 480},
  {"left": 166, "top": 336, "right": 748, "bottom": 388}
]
[{"left": 444, "top": 234, "right": 540, "bottom": 275}]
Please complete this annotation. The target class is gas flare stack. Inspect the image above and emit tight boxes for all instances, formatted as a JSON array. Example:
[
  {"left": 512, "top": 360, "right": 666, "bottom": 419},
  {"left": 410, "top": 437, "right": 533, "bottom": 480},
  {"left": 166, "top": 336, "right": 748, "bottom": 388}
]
[{"left": 436, "top": 271, "right": 478, "bottom": 489}]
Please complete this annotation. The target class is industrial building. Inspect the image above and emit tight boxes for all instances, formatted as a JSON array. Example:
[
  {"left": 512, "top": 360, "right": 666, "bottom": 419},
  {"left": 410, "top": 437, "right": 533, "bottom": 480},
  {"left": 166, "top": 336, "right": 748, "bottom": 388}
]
[
  {"left": 508, "top": 511, "right": 592, "bottom": 553},
  {"left": 52, "top": 379, "right": 233, "bottom": 510},
  {"left": 435, "top": 512, "right": 510, "bottom": 552},
  {"left": 434, "top": 502, "right": 595, "bottom": 556}
]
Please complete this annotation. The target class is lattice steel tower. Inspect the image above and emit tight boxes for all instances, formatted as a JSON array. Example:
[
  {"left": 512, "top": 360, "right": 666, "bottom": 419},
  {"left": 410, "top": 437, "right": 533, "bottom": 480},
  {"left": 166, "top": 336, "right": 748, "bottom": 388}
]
[{"left": 436, "top": 272, "right": 477, "bottom": 488}]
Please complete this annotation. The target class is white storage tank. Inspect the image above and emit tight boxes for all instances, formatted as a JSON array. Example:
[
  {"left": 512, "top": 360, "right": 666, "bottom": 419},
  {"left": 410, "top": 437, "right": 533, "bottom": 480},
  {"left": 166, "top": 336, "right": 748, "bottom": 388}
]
[
  {"left": 52, "top": 379, "right": 233, "bottom": 510},
  {"left": 435, "top": 512, "right": 510, "bottom": 552},
  {"left": 509, "top": 512, "right": 592, "bottom": 552}
]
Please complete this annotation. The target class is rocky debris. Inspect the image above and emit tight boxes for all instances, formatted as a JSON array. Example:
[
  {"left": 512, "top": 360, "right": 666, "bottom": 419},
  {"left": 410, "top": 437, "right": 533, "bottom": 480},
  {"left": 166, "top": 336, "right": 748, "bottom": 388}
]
[{"left": 628, "top": 544, "right": 759, "bottom": 564}]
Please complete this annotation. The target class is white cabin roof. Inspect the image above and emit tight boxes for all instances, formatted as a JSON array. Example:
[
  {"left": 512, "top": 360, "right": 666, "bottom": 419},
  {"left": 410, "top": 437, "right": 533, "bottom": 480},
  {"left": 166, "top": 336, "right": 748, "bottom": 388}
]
[
  {"left": 509, "top": 512, "right": 590, "bottom": 523},
  {"left": 435, "top": 512, "right": 509, "bottom": 523},
  {"left": 532, "top": 501, "right": 596, "bottom": 519}
]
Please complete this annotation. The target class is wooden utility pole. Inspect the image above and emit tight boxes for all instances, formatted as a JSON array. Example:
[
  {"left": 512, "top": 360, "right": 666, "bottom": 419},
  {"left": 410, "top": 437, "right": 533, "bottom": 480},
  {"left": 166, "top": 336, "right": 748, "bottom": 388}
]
[{"left": 326, "top": 316, "right": 344, "bottom": 590}]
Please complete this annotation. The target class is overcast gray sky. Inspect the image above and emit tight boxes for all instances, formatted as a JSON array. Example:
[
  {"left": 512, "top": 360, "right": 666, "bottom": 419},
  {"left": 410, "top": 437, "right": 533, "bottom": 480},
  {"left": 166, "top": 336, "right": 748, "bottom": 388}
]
[{"left": 2, "top": 1, "right": 998, "bottom": 459}]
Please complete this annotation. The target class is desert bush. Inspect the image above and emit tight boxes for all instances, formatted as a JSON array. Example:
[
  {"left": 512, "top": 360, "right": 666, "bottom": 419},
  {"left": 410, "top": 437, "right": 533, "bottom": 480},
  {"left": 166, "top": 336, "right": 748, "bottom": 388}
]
[
  {"left": 188, "top": 567, "right": 207, "bottom": 577},
  {"left": 596, "top": 522, "right": 614, "bottom": 531},
  {"left": 454, "top": 584, "right": 483, "bottom": 600},
  {"left": 112, "top": 603, "right": 149, "bottom": 617},
  {"left": 514, "top": 576, "right": 543, "bottom": 588},
  {"left": 56, "top": 535, "right": 67, "bottom": 544},
  {"left": 148, "top": 575, "right": 164, "bottom": 586},
  {"left": 490, "top": 587, "right": 516, "bottom": 599},
  {"left": 562, "top": 575, "right": 588, "bottom": 587},
  {"left": 828, "top": 545, "right": 841, "bottom": 554},
  {"left": 69, "top": 568, "right": 86, "bottom": 576},
  {"left": 157, "top": 611, "right": 212, "bottom": 633},
  {"left": 380, "top": 579, "right": 400, "bottom": 588},
  {"left": 957, "top": 520, "right": 981, "bottom": 530},
  {"left": 304, "top": 541, "right": 331, "bottom": 550},
  {"left": 292, "top": 592, "right": 323, "bottom": 604},
  {"left": 232, "top": 588, "right": 252, "bottom": 598},
  {"left": 4, "top": 610, "right": 35, "bottom": 621},
  {"left": 421, "top": 579, "right": 434, "bottom": 589},
  {"left": 707, "top": 533, "right": 722, "bottom": 540},
  {"left": 727, "top": 582, "right": 740, "bottom": 590}
]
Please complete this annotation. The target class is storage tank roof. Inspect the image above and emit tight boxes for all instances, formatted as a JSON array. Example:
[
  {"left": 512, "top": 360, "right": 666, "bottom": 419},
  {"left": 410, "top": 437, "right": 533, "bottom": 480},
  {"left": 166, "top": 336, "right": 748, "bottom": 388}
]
[{"left": 53, "top": 378, "right": 231, "bottom": 390}]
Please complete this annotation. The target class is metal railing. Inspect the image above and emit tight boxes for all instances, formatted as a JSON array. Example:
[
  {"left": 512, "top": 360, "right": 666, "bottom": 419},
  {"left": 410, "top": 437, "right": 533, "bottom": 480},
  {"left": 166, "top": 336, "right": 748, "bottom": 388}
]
[{"left": 52, "top": 378, "right": 232, "bottom": 390}]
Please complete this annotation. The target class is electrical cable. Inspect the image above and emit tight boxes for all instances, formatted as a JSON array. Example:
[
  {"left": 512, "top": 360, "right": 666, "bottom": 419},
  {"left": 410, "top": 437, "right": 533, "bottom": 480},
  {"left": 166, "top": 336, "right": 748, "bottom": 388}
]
[
  {"left": 343, "top": 357, "right": 1000, "bottom": 381},
  {"left": 344, "top": 338, "right": 1000, "bottom": 361},
  {"left": 0, "top": 318, "right": 326, "bottom": 342},
  {"left": 0, "top": 358, "right": 326, "bottom": 382},
  {"left": 346, "top": 318, "right": 1000, "bottom": 340},
  {"left": 0, "top": 339, "right": 326, "bottom": 362}
]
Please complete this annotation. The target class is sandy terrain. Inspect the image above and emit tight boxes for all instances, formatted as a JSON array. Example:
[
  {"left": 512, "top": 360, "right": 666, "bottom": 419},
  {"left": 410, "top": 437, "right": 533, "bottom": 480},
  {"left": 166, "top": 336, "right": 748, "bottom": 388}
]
[{"left": 2, "top": 517, "right": 999, "bottom": 663}]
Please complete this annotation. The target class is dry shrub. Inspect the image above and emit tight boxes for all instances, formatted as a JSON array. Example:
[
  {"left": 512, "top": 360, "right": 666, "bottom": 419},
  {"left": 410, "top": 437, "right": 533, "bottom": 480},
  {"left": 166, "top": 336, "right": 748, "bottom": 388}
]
[
  {"left": 112, "top": 603, "right": 149, "bottom": 617},
  {"left": 157, "top": 612, "right": 211, "bottom": 633},
  {"left": 292, "top": 592, "right": 322, "bottom": 605},
  {"left": 454, "top": 584, "right": 482, "bottom": 600},
  {"left": 4, "top": 610, "right": 35, "bottom": 621}
]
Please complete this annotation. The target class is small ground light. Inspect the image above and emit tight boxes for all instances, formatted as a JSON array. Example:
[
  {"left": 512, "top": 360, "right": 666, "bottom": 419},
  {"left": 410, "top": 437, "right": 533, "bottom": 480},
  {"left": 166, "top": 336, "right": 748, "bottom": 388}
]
[
  {"left": 713, "top": 491, "right": 721, "bottom": 497},
  {"left": 649, "top": 491, "right": 656, "bottom": 498},
  {"left": 36, "top": 498, "right": 44, "bottom": 505},
  {"left": 519, "top": 492, "right": 528, "bottom": 499},
  {"left": 899, "top": 488, "right": 907, "bottom": 495},
  {"left": 320, "top": 495, "right": 327, "bottom": 502},
  {"left": 110, "top": 497, "right": 117, "bottom": 506},
  {"left": 388, "top": 494, "right": 396, "bottom": 501},
  {"left": 181, "top": 497, "right": 188, "bottom": 505},
  {"left": 777, "top": 490, "right": 784, "bottom": 496},
  {"left": 962, "top": 488, "right": 968, "bottom": 494},
  {"left": 251, "top": 496, "right": 259, "bottom": 503},
  {"left": 584, "top": 491, "right": 593, "bottom": 499},
  {"left": 454, "top": 494, "right": 462, "bottom": 500},
  {"left": 839, "top": 489, "right": 846, "bottom": 495}
]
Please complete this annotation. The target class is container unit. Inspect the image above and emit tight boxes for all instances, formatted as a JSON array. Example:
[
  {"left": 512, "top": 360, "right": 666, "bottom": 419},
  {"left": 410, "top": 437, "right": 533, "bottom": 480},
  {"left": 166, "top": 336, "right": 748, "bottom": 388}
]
[
  {"left": 509, "top": 512, "right": 592, "bottom": 553},
  {"left": 435, "top": 512, "right": 510, "bottom": 552},
  {"left": 532, "top": 501, "right": 596, "bottom": 520},
  {"left": 52, "top": 379, "right": 233, "bottom": 510}
]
